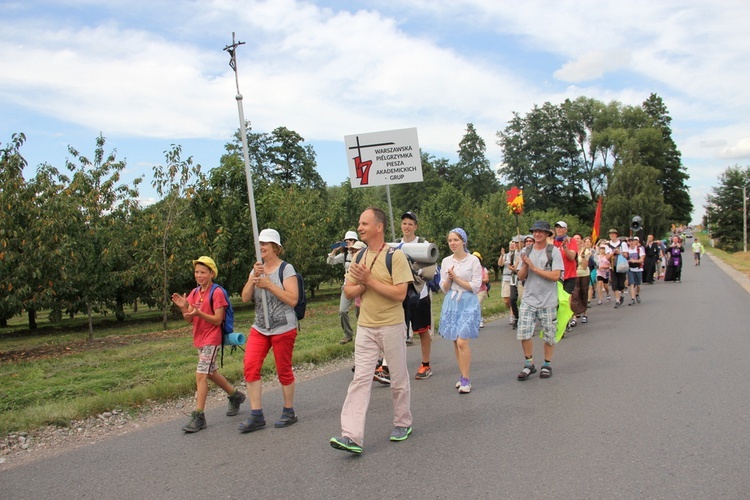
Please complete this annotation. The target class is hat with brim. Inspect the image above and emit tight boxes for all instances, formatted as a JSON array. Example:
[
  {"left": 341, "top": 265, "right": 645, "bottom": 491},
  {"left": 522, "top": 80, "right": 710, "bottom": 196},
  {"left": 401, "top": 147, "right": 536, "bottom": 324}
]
[
  {"left": 193, "top": 256, "right": 218, "bottom": 277},
  {"left": 351, "top": 241, "right": 367, "bottom": 250},
  {"left": 608, "top": 228, "right": 619, "bottom": 235},
  {"left": 259, "top": 228, "right": 282, "bottom": 246},
  {"left": 529, "top": 220, "right": 553, "bottom": 236}
]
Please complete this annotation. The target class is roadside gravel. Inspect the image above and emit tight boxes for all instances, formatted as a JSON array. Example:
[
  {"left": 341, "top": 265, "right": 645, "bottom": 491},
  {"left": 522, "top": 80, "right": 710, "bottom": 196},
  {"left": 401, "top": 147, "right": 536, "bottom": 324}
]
[{"left": 0, "top": 357, "right": 353, "bottom": 471}]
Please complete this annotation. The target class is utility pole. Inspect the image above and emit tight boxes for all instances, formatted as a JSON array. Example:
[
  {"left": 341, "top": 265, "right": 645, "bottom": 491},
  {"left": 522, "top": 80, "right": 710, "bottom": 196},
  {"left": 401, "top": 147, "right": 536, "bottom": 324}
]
[{"left": 734, "top": 185, "right": 747, "bottom": 253}]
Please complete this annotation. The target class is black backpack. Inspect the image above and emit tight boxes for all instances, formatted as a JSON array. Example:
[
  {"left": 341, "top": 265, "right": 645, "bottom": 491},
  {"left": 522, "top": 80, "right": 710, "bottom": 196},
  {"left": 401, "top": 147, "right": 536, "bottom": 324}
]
[{"left": 279, "top": 261, "right": 306, "bottom": 322}]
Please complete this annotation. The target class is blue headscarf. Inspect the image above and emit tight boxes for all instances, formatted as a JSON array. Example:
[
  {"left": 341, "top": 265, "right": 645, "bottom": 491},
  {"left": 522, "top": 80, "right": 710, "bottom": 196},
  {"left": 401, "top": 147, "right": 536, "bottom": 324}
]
[{"left": 450, "top": 227, "right": 468, "bottom": 252}]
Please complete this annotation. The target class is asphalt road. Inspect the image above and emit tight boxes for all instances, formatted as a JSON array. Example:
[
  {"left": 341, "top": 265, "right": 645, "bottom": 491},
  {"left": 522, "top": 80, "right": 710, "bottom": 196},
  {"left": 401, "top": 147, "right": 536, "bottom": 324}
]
[{"left": 3, "top": 253, "right": 749, "bottom": 499}]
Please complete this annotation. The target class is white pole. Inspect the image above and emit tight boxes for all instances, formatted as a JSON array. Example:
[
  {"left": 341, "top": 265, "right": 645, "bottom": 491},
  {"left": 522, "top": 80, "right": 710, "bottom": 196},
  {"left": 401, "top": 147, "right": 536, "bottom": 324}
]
[
  {"left": 225, "top": 33, "right": 270, "bottom": 327},
  {"left": 386, "top": 185, "right": 396, "bottom": 241}
]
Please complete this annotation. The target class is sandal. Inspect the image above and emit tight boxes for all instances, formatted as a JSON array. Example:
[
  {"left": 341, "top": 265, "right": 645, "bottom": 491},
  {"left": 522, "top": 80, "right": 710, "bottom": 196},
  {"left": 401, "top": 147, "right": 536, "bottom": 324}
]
[
  {"left": 540, "top": 365, "right": 552, "bottom": 379},
  {"left": 517, "top": 364, "right": 537, "bottom": 381}
]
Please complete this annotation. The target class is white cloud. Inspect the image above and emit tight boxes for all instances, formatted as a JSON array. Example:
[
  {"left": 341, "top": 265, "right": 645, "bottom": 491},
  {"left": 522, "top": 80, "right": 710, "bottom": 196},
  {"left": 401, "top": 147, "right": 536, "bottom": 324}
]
[
  {"left": 554, "top": 50, "right": 632, "bottom": 82},
  {"left": 718, "top": 138, "right": 750, "bottom": 160}
]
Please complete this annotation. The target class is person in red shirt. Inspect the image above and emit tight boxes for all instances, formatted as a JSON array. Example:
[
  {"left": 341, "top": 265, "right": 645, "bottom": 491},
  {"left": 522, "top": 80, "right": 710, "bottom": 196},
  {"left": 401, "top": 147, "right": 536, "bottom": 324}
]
[
  {"left": 553, "top": 221, "right": 578, "bottom": 293},
  {"left": 171, "top": 256, "right": 246, "bottom": 433}
]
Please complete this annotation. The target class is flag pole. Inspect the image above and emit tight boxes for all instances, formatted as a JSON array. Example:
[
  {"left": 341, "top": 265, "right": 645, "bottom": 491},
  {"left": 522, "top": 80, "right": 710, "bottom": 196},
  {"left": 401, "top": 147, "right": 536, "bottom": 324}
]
[{"left": 224, "top": 32, "right": 269, "bottom": 328}]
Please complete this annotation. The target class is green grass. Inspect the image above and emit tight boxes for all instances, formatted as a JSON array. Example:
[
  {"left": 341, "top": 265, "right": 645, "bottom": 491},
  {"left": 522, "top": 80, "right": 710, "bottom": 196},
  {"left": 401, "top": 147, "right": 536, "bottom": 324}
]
[
  {"left": 0, "top": 282, "right": 507, "bottom": 434},
  {"left": 699, "top": 233, "right": 750, "bottom": 280}
]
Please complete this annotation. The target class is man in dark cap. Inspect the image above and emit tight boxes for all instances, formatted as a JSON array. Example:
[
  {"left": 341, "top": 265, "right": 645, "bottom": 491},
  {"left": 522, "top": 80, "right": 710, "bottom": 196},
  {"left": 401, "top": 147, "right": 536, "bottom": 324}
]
[{"left": 515, "top": 221, "right": 564, "bottom": 380}]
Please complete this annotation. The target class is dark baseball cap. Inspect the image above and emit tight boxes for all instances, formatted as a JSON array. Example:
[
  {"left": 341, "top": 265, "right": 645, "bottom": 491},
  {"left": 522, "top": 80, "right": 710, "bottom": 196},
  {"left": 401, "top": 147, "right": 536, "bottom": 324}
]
[{"left": 401, "top": 211, "right": 418, "bottom": 223}]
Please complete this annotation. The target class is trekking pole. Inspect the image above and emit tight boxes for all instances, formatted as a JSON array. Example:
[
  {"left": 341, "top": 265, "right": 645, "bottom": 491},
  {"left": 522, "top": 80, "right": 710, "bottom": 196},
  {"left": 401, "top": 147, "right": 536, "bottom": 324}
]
[{"left": 224, "top": 32, "right": 270, "bottom": 328}]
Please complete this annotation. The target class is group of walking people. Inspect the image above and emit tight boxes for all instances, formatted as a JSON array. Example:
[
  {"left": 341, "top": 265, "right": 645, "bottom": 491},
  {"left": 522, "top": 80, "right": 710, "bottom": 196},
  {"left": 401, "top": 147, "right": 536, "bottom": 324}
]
[{"left": 170, "top": 207, "right": 691, "bottom": 455}]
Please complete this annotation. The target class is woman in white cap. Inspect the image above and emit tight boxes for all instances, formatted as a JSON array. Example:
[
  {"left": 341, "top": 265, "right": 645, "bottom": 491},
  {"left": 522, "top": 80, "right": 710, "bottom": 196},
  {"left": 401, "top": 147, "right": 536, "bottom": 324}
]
[{"left": 239, "top": 228, "right": 300, "bottom": 433}]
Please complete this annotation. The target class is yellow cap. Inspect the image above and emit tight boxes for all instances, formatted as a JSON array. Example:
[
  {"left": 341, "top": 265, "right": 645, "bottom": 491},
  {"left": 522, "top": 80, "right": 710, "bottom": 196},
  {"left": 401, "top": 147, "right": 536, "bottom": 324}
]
[
  {"left": 192, "top": 256, "right": 218, "bottom": 278},
  {"left": 472, "top": 251, "right": 483, "bottom": 260}
]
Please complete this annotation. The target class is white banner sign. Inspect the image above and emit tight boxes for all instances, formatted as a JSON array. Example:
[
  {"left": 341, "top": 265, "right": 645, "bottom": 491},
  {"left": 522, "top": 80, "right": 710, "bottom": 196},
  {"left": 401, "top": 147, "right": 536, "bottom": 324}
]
[{"left": 344, "top": 127, "right": 423, "bottom": 188}]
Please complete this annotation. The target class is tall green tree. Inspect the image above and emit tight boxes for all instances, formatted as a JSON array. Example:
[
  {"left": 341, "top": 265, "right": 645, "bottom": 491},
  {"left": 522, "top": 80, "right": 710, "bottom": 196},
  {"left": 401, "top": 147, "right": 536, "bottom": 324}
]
[
  {"left": 563, "top": 96, "right": 614, "bottom": 199},
  {"left": 390, "top": 151, "right": 448, "bottom": 216},
  {"left": 641, "top": 93, "right": 693, "bottom": 223},
  {"left": 145, "top": 145, "right": 202, "bottom": 330},
  {"left": 705, "top": 165, "right": 750, "bottom": 252},
  {"left": 0, "top": 134, "right": 29, "bottom": 327},
  {"left": 602, "top": 162, "right": 671, "bottom": 237},
  {"left": 497, "top": 102, "right": 588, "bottom": 218},
  {"left": 62, "top": 134, "right": 142, "bottom": 339},
  {"left": 451, "top": 123, "right": 500, "bottom": 201}
]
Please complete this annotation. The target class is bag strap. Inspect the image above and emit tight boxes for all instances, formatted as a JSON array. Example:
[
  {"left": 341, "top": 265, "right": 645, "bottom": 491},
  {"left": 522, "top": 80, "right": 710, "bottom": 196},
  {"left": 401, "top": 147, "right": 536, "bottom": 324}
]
[{"left": 278, "top": 261, "right": 287, "bottom": 290}]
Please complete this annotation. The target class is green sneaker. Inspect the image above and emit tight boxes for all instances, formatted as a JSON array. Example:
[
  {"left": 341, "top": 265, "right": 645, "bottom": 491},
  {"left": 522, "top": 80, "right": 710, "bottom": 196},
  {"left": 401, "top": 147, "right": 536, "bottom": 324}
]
[
  {"left": 389, "top": 426, "right": 412, "bottom": 442},
  {"left": 330, "top": 436, "right": 363, "bottom": 454},
  {"left": 182, "top": 411, "right": 207, "bottom": 433},
  {"left": 226, "top": 390, "right": 246, "bottom": 416}
]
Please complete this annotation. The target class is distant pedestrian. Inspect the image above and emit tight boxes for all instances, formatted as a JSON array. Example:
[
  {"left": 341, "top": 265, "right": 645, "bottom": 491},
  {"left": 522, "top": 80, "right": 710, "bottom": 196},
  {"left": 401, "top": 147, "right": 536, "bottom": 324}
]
[
  {"left": 595, "top": 242, "right": 612, "bottom": 304},
  {"left": 664, "top": 236, "right": 685, "bottom": 282},
  {"left": 239, "top": 229, "right": 300, "bottom": 433},
  {"left": 171, "top": 256, "right": 246, "bottom": 433},
  {"left": 692, "top": 240, "right": 704, "bottom": 266},
  {"left": 439, "top": 228, "right": 482, "bottom": 393},
  {"left": 473, "top": 252, "right": 490, "bottom": 328},
  {"left": 606, "top": 229, "right": 629, "bottom": 308},
  {"left": 626, "top": 237, "right": 645, "bottom": 305},
  {"left": 507, "top": 236, "right": 525, "bottom": 330},
  {"left": 573, "top": 234, "right": 592, "bottom": 323},
  {"left": 643, "top": 235, "right": 660, "bottom": 283},
  {"left": 327, "top": 231, "right": 362, "bottom": 344},
  {"left": 498, "top": 242, "right": 514, "bottom": 326}
]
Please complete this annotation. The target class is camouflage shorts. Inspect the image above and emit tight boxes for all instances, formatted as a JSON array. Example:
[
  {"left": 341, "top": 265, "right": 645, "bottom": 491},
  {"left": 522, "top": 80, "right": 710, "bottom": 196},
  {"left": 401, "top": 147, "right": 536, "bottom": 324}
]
[{"left": 196, "top": 345, "right": 220, "bottom": 374}]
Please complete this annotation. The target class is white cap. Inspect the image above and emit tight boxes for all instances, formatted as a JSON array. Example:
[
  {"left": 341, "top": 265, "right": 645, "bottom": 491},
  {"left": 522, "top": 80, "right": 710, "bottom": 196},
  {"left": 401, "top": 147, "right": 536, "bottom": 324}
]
[
  {"left": 259, "top": 228, "right": 282, "bottom": 246},
  {"left": 555, "top": 221, "right": 568, "bottom": 229},
  {"left": 344, "top": 230, "right": 359, "bottom": 241},
  {"left": 351, "top": 241, "right": 367, "bottom": 250}
]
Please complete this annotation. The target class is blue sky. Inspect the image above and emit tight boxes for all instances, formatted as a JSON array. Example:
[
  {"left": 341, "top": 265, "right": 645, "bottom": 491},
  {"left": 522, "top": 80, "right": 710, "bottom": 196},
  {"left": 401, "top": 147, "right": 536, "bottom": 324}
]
[{"left": 2, "top": 1, "right": 749, "bottom": 224}]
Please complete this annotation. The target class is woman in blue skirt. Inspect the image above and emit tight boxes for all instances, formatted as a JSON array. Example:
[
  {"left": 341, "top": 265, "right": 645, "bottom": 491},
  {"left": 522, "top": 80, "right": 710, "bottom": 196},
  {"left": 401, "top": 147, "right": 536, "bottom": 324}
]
[{"left": 439, "top": 228, "right": 483, "bottom": 393}]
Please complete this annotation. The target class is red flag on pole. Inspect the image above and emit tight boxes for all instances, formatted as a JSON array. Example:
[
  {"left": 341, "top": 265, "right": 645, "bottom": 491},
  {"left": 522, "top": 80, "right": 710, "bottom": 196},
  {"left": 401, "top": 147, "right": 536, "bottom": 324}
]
[
  {"left": 591, "top": 196, "right": 602, "bottom": 243},
  {"left": 506, "top": 187, "right": 524, "bottom": 215}
]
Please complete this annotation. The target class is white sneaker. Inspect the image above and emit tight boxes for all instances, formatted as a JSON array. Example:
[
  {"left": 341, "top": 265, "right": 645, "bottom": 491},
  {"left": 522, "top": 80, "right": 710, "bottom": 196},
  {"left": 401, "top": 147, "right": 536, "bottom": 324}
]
[
  {"left": 458, "top": 382, "right": 471, "bottom": 394},
  {"left": 479, "top": 319, "right": 485, "bottom": 328}
]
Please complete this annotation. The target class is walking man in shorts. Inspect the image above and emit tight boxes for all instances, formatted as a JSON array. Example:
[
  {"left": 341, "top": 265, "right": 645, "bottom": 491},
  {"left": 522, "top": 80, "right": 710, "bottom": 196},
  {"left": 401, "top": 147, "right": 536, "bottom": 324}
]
[{"left": 515, "top": 221, "right": 564, "bottom": 380}]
